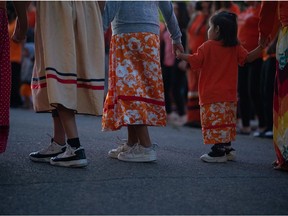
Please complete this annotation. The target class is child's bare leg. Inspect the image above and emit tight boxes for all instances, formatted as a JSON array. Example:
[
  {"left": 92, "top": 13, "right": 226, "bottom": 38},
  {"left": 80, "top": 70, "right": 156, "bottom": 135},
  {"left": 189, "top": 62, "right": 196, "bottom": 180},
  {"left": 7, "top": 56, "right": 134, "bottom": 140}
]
[
  {"left": 56, "top": 105, "right": 78, "bottom": 139},
  {"left": 52, "top": 110, "right": 66, "bottom": 145},
  {"left": 127, "top": 125, "right": 138, "bottom": 146},
  {"left": 132, "top": 125, "right": 152, "bottom": 147}
]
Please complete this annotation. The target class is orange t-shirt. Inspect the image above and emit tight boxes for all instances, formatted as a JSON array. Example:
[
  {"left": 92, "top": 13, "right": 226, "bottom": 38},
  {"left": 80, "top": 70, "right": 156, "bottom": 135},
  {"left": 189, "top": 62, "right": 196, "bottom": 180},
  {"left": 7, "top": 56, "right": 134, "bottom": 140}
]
[
  {"left": 259, "top": 1, "right": 288, "bottom": 40},
  {"left": 8, "top": 20, "right": 22, "bottom": 63},
  {"left": 230, "top": 3, "right": 240, "bottom": 16},
  {"left": 238, "top": 4, "right": 261, "bottom": 52},
  {"left": 188, "top": 40, "right": 248, "bottom": 105}
]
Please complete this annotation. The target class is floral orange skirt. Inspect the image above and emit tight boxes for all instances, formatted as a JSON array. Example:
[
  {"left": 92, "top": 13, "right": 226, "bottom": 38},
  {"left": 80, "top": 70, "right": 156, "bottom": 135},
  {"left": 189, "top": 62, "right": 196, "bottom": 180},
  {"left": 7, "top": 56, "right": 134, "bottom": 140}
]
[
  {"left": 200, "top": 102, "right": 237, "bottom": 144},
  {"left": 102, "top": 32, "right": 166, "bottom": 131}
]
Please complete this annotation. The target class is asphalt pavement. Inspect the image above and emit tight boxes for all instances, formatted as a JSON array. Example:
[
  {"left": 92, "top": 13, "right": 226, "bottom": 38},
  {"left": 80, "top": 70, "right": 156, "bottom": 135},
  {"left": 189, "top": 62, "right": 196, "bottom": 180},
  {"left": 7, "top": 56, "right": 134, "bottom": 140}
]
[{"left": 0, "top": 108, "right": 287, "bottom": 215}]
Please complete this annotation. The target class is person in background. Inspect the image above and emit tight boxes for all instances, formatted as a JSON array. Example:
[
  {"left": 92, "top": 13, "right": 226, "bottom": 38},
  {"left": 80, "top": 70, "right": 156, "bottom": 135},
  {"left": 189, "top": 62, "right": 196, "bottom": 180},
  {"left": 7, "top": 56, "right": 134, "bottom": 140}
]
[
  {"left": 176, "top": 11, "right": 264, "bottom": 163},
  {"left": 29, "top": 2, "right": 105, "bottom": 167},
  {"left": 102, "top": 1, "right": 184, "bottom": 162},
  {"left": 20, "top": 42, "right": 34, "bottom": 109},
  {"left": 237, "top": 1, "right": 265, "bottom": 136},
  {"left": 161, "top": 24, "right": 176, "bottom": 124},
  {"left": 212, "top": 1, "right": 240, "bottom": 16},
  {"left": 26, "top": 2, "right": 36, "bottom": 43},
  {"left": 259, "top": 33, "right": 278, "bottom": 139},
  {"left": 258, "top": 1, "right": 288, "bottom": 171},
  {"left": 169, "top": 2, "right": 190, "bottom": 126},
  {"left": 184, "top": 1, "right": 211, "bottom": 128},
  {"left": 8, "top": 5, "right": 23, "bottom": 108},
  {"left": 0, "top": 1, "right": 28, "bottom": 153}
]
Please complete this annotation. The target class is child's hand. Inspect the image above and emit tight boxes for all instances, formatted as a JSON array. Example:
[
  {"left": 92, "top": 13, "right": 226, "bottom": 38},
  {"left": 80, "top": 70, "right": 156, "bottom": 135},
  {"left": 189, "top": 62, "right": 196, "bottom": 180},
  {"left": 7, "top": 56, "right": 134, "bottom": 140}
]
[
  {"left": 173, "top": 43, "right": 184, "bottom": 56},
  {"left": 176, "top": 50, "right": 187, "bottom": 61}
]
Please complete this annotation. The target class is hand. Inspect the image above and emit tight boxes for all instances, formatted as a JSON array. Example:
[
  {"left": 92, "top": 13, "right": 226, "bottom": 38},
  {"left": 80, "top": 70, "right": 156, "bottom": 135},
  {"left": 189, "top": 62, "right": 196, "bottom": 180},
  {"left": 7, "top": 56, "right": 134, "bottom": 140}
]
[
  {"left": 173, "top": 43, "right": 184, "bottom": 56},
  {"left": 178, "top": 60, "right": 187, "bottom": 71},
  {"left": 258, "top": 36, "right": 270, "bottom": 49}
]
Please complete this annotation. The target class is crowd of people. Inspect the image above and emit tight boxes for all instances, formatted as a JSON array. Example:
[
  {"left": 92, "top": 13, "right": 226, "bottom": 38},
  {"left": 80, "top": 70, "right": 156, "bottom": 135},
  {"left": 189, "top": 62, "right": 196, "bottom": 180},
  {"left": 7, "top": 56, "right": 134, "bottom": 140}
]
[{"left": 0, "top": 1, "right": 287, "bottom": 171}]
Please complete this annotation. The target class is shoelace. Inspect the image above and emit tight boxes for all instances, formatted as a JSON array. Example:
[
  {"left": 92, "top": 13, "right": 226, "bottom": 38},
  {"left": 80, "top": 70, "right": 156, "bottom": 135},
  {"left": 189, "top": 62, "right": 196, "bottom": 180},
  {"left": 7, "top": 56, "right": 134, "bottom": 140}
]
[
  {"left": 57, "top": 145, "right": 75, "bottom": 158},
  {"left": 126, "top": 143, "right": 158, "bottom": 154},
  {"left": 115, "top": 137, "right": 128, "bottom": 145}
]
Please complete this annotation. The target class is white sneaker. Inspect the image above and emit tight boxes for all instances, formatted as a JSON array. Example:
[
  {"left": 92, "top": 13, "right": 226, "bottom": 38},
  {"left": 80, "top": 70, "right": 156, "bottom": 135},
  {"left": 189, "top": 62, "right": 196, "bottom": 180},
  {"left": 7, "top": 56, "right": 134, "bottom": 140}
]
[
  {"left": 200, "top": 153, "right": 227, "bottom": 163},
  {"left": 174, "top": 115, "right": 187, "bottom": 126},
  {"left": 29, "top": 139, "right": 66, "bottom": 163},
  {"left": 167, "top": 112, "right": 179, "bottom": 124},
  {"left": 108, "top": 142, "right": 134, "bottom": 159},
  {"left": 118, "top": 144, "right": 157, "bottom": 162},
  {"left": 50, "top": 145, "right": 88, "bottom": 167}
]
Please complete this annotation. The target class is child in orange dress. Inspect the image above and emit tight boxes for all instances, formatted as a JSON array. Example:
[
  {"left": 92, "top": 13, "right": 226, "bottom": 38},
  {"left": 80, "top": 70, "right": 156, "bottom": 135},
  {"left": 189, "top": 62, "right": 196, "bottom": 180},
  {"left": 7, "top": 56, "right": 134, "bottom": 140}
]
[{"left": 176, "top": 11, "right": 264, "bottom": 163}]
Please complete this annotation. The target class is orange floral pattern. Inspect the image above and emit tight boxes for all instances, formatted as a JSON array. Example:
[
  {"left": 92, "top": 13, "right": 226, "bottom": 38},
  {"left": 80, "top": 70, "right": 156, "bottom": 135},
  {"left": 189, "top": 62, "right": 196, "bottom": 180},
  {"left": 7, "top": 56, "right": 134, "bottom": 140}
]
[
  {"left": 200, "top": 102, "right": 237, "bottom": 144},
  {"left": 102, "top": 33, "right": 166, "bottom": 131}
]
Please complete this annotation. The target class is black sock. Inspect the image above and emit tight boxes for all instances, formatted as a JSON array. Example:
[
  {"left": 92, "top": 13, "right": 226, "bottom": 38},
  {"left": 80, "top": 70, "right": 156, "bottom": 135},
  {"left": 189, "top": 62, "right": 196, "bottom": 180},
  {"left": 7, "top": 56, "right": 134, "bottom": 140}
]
[
  {"left": 67, "top": 138, "right": 81, "bottom": 148},
  {"left": 52, "top": 109, "right": 59, "bottom": 117}
]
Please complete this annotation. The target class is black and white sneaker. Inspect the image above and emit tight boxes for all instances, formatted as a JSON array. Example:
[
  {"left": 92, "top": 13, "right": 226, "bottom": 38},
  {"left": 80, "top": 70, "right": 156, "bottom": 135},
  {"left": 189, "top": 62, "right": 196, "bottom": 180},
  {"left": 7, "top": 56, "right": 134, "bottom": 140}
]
[
  {"left": 225, "top": 147, "right": 236, "bottom": 161},
  {"left": 200, "top": 144, "right": 227, "bottom": 163},
  {"left": 50, "top": 145, "right": 88, "bottom": 167},
  {"left": 29, "top": 139, "right": 66, "bottom": 163}
]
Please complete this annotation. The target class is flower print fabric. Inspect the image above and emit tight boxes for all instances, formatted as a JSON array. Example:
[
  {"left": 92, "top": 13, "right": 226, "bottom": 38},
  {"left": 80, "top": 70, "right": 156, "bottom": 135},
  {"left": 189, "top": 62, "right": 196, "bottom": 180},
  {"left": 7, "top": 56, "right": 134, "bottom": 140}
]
[
  {"left": 200, "top": 102, "right": 237, "bottom": 144},
  {"left": 102, "top": 32, "right": 166, "bottom": 131}
]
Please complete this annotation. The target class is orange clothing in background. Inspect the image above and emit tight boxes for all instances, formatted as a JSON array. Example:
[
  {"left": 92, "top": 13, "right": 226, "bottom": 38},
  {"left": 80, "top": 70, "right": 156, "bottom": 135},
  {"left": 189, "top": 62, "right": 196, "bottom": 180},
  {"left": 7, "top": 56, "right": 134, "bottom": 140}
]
[
  {"left": 238, "top": 4, "right": 261, "bottom": 52},
  {"left": 188, "top": 40, "right": 248, "bottom": 105},
  {"left": 27, "top": 9, "right": 36, "bottom": 28},
  {"left": 187, "top": 13, "right": 208, "bottom": 53},
  {"left": 8, "top": 20, "right": 22, "bottom": 63},
  {"left": 230, "top": 2, "right": 240, "bottom": 16},
  {"left": 259, "top": 1, "right": 288, "bottom": 40}
]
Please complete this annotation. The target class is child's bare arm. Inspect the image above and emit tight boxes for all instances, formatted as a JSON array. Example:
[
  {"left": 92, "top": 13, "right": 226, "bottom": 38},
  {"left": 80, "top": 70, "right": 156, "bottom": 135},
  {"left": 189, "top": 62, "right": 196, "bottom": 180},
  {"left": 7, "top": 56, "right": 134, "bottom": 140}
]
[
  {"left": 176, "top": 50, "right": 190, "bottom": 62},
  {"left": 246, "top": 45, "right": 263, "bottom": 63}
]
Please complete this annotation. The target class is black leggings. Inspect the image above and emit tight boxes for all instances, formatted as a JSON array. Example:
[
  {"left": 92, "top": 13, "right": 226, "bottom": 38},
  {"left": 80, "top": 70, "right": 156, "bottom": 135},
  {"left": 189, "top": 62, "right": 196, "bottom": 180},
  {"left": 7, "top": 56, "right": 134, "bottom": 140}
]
[
  {"left": 260, "top": 57, "right": 276, "bottom": 131},
  {"left": 238, "top": 58, "right": 265, "bottom": 128}
]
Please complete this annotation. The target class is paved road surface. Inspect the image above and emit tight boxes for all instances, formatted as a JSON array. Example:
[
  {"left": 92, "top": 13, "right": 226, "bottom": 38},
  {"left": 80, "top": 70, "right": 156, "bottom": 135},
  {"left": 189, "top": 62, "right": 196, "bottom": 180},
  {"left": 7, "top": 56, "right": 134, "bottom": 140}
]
[{"left": 0, "top": 108, "right": 287, "bottom": 215}]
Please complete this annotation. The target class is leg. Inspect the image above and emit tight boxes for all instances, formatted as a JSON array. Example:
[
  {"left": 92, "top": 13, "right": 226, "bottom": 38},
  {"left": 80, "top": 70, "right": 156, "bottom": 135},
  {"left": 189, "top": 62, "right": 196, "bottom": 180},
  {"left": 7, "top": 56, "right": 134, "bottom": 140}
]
[
  {"left": 29, "top": 111, "right": 67, "bottom": 162},
  {"left": 51, "top": 109, "right": 66, "bottom": 145},
  {"left": 127, "top": 125, "right": 139, "bottom": 146},
  {"left": 238, "top": 65, "right": 251, "bottom": 133},
  {"left": 50, "top": 105, "right": 87, "bottom": 167},
  {"left": 249, "top": 59, "right": 266, "bottom": 131},
  {"left": 56, "top": 105, "right": 78, "bottom": 140},
  {"left": 117, "top": 125, "right": 156, "bottom": 162},
  {"left": 132, "top": 125, "right": 151, "bottom": 147}
]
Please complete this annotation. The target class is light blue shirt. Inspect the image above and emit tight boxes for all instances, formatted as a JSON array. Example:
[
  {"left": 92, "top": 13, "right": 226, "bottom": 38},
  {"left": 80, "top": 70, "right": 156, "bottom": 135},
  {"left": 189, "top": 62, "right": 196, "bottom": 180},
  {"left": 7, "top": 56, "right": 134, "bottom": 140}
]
[{"left": 103, "top": 1, "right": 182, "bottom": 44}]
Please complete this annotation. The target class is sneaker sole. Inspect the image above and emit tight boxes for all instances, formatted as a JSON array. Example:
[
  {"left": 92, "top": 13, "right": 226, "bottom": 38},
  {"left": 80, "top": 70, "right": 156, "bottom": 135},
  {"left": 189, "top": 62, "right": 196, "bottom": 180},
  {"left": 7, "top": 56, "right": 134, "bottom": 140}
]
[
  {"left": 108, "top": 152, "right": 119, "bottom": 159},
  {"left": 200, "top": 154, "right": 227, "bottom": 163},
  {"left": 50, "top": 159, "right": 88, "bottom": 167},
  {"left": 117, "top": 155, "right": 157, "bottom": 162},
  {"left": 29, "top": 156, "right": 51, "bottom": 163},
  {"left": 226, "top": 153, "right": 236, "bottom": 161}
]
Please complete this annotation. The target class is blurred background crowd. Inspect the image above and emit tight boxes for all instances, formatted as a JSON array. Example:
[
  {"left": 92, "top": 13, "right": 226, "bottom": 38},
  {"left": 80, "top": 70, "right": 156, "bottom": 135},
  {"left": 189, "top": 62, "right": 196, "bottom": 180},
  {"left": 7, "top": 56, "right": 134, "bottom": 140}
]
[{"left": 6, "top": 1, "right": 275, "bottom": 139}]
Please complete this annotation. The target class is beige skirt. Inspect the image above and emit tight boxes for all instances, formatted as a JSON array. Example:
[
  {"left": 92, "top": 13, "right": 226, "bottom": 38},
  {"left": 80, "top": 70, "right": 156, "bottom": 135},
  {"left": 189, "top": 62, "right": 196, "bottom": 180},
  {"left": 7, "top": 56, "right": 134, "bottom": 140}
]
[{"left": 32, "top": 1, "right": 105, "bottom": 115}]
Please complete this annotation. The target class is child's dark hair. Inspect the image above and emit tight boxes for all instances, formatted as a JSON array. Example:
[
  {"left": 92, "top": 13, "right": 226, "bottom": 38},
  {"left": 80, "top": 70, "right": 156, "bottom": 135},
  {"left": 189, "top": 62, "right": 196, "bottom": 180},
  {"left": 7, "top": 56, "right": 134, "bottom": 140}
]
[{"left": 210, "top": 11, "right": 239, "bottom": 47}]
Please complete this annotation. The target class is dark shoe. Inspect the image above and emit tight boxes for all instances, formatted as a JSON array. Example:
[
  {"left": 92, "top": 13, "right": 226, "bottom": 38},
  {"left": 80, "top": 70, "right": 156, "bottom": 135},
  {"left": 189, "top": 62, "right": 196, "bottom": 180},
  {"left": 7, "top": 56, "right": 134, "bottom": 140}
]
[
  {"left": 29, "top": 139, "right": 66, "bottom": 163},
  {"left": 225, "top": 147, "right": 236, "bottom": 161},
  {"left": 50, "top": 145, "right": 88, "bottom": 167},
  {"left": 200, "top": 145, "right": 227, "bottom": 163}
]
